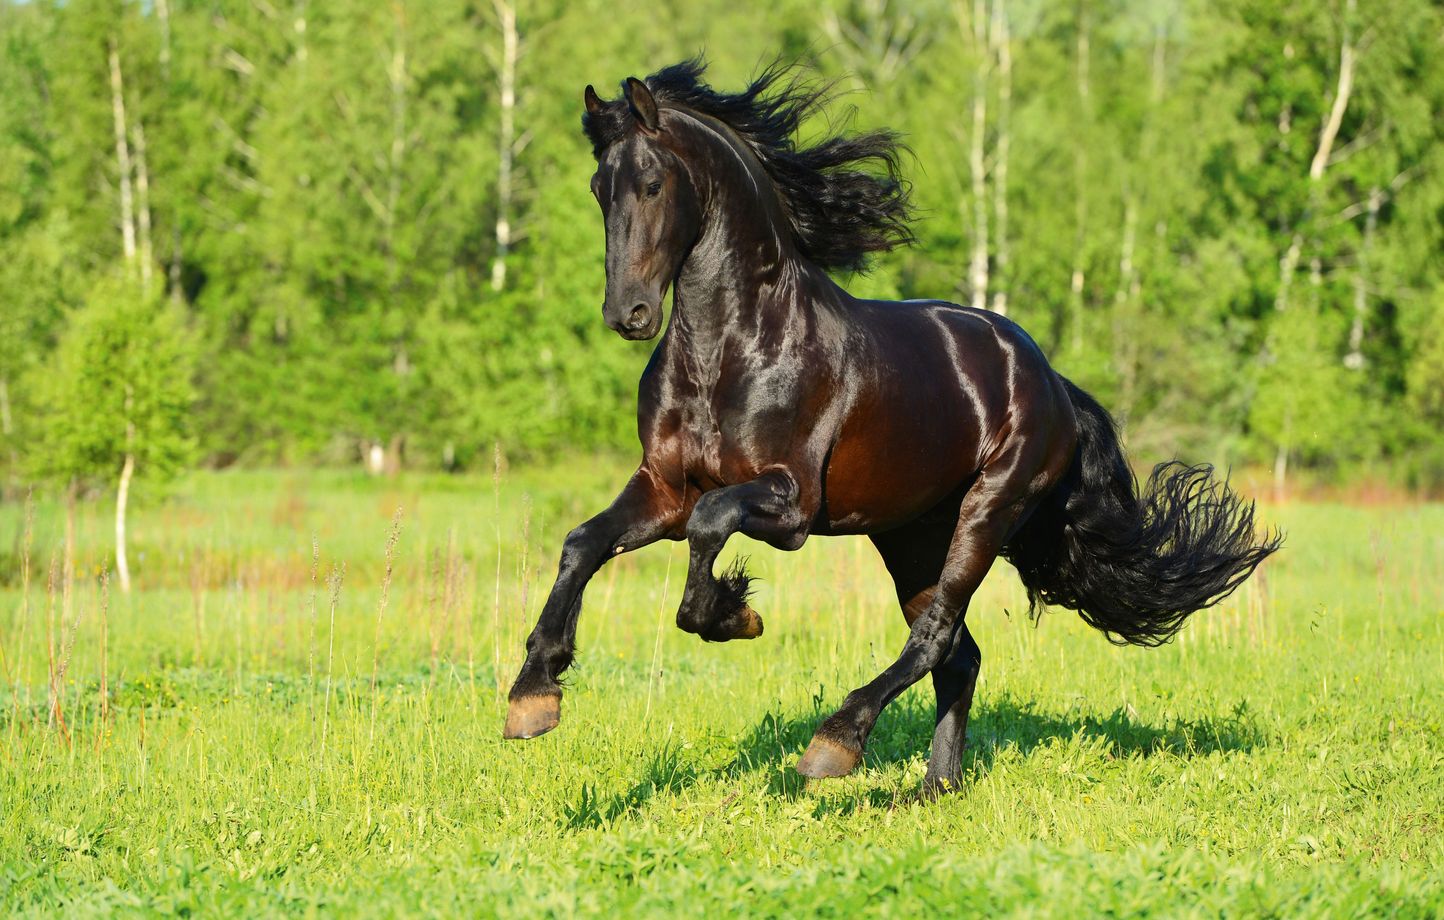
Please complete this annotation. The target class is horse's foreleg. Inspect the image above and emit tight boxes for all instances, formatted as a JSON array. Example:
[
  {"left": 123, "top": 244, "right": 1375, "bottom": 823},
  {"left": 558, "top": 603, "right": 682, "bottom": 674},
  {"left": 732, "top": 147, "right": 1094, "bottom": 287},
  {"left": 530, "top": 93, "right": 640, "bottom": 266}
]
[
  {"left": 675, "top": 471, "right": 808, "bottom": 642},
  {"left": 798, "top": 455, "right": 1040, "bottom": 780},
  {"left": 504, "top": 468, "right": 681, "bottom": 739}
]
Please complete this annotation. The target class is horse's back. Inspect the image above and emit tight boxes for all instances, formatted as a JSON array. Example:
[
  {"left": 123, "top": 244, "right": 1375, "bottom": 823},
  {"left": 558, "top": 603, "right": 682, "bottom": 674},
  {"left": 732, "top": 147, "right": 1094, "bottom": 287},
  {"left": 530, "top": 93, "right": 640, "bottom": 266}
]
[{"left": 818, "top": 296, "right": 1076, "bottom": 534}]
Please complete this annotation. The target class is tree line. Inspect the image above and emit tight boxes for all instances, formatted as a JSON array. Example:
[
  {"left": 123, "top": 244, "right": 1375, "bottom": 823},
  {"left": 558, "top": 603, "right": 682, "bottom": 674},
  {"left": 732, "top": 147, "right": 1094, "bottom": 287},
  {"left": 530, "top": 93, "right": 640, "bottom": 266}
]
[{"left": 2, "top": 0, "right": 1443, "bottom": 512}]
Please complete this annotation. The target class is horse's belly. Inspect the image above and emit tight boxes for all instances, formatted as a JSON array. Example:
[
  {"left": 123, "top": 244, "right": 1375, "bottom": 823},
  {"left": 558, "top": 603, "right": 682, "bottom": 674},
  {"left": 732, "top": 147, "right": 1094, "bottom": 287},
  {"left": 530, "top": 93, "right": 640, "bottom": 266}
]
[{"left": 818, "top": 405, "right": 983, "bottom": 535}]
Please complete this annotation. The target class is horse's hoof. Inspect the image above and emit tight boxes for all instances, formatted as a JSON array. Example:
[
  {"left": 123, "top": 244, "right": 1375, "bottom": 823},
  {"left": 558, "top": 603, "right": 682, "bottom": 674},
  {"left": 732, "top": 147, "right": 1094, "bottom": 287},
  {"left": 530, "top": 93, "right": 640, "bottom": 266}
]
[
  {"left": 731, "top": 606, "right": 764, "bottom": 639},
  {"left": 701, "top": 606, "right": 764, "bottom": 642},
  {"left": 796, "top": 736, "right": 862, "bottom": 778},
  {"left": 503, "top": 693, "right": 560, "bottom": 739}
]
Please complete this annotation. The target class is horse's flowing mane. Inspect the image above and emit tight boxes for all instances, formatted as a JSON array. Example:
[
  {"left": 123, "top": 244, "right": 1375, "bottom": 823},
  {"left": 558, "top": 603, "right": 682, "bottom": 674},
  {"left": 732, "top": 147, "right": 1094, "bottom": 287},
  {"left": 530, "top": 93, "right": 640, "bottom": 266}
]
[{"left": 582, "top": 58, "right": 915, "bottom": 273}]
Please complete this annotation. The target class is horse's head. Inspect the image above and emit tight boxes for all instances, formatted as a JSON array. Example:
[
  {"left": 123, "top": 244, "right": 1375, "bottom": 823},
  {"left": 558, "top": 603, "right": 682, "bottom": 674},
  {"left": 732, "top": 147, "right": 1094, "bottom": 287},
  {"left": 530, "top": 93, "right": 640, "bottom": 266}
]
[{"left": 584, "top": 78, "right": 701, "bottom": 341}]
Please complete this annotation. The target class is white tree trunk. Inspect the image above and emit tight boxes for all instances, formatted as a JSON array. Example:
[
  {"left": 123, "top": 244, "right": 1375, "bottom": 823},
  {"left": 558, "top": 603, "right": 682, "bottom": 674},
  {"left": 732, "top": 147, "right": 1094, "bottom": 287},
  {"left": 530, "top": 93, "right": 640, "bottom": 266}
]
[
  {"left": 108, "top": 39, "right": 137, "bottom": 266},
  {"left": 1114, "top": 199, "right": 1137, "bottom": 309},
  {"left": 490, "top": 0, "right": 519, "bottom": 292},
  {"left": 157, "top": 0, "right": 185, "bottom": 301},
  {"left": 295, "top": 1, "right": 308, "bottom": 65},
  {"left": 133, "top": 119, "right": 155, "bottom": 293},
  {"left": 116, "top": 452, "right": 135, "bottom": 594},
  {"left": 1278, "top": 0, "right": 1355, "bottom": 314},
  {"left": 1273, "top": 437, "right": 1289, "bottom": 504},
  {"left": 0, "top": 377, "right": 11, "bottom": 486},
  {"left": 1114, "top": 20, "right": 1168, "bottom": 431},
  {"left": 965, "top": 0, "right": 989, "bottom": 311},
  {"left": 0, "top": 377, "right": 11, "bottom": 440},
  {"left": 821, "top": 1, "right": 929, "bottom": 87},
  {"left": 1261, "top": 0, "right": 1354, "bottom": 506},
  {"left": 1274, "top": 233, "right": 1303, "bottom": 311},
  {"left": 385, "top": 5, "right": 408, "bottom": 287},
  {"left": 1344, "top": 185, "right": 1380, "bottom": 369},
  {"left": 988, "top": 0, "right": 1011, "bottom": 316},
  {"left": 156, "top": 0, "right": 173, "bottom": 78},
  {"left": 1310, "top": 0, "right": 1356, "bottom": 181},
  {"left": 1069, "top": 1, "right": 1090, "bottom": 352}
]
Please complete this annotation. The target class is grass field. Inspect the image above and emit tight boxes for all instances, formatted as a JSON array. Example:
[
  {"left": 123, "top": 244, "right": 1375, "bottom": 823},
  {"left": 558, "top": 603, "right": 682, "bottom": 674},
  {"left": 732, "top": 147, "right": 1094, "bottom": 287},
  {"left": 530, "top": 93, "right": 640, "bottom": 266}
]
[{"left": 1, "top": 462, "right": 1442, "bottom": 917}]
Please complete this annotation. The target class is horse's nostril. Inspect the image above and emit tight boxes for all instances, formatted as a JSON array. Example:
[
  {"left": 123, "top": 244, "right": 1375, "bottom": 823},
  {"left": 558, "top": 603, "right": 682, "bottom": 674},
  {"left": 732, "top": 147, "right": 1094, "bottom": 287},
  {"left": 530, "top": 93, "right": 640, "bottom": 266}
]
[{"left": 627, "top": 304, "right": 650, "bottom": 329}]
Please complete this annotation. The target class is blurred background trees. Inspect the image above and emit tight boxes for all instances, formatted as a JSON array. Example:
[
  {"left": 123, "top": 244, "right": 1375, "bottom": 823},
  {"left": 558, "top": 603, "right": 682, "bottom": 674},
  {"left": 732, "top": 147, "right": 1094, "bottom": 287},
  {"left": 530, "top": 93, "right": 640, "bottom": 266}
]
[{"left": 1, "top": 0, "right": 1441, "bottom": 491}]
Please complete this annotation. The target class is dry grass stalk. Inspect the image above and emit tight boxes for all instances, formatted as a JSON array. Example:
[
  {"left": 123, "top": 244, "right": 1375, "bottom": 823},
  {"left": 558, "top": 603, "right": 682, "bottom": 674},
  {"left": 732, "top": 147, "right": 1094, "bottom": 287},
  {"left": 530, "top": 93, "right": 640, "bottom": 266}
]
[
  {"left": 368, "top": 508, "right": 403, "bottom": 745},
  {"left": 45, "top": 551, "right": 58, "bottom": 731},
  {"left": 643, "top": 548, "right": 675, "bottom": 727},
  {"left": 492, "top": 442, "right": 502, "bottom": 695},
  {"left": 7, "top": 493, "right": 35, "bottom": 745},
  {"left": 515, "top": 495, "right": 532, "bottom": 682},
  {"left": 427, "top": 528, "right": 460, "bottom": 682},
  {"left": 321, "top": 561, "right": 345, "bottom": 761},
  {"left": 426, "top": 544, "right": 443, "bottom": 681},
  {"left": 63, "top": 481, "right": 75, "bottom": 645},
  {"left": 190, "top": 545, "right": 209, "bottom": 666},
  {"left": 52, "top": 557, "right": 89, "bottom": 745},
  {"left": 137, "top": 706, "right": 147, "bottom": 786},
  {"left": 307, "top": 535, "right": 320, "bottom": 731},
  {"left": 441, "top": 527, "right": 459, "bottom": 670},
  {"left": 95, "top": 568, "right": 111, "bottom": 751}
]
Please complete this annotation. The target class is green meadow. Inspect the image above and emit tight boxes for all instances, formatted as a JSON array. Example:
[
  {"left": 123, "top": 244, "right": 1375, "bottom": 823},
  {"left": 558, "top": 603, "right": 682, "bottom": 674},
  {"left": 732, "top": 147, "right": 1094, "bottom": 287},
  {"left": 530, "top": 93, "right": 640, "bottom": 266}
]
[{"left": 2, "top": 463, "right": 1442, "bottom": 917}]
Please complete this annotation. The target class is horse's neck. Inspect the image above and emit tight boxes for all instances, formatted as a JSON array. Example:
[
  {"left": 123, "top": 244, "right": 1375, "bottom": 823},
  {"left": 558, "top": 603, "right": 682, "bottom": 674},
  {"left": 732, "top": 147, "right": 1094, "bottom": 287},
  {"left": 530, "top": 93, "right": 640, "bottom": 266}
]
[
  {"left": 665, "top": 108, "right": 842, "bottom": 376},
  {"left": 671, "top": 226, "right": 822, "bottom": 347}
]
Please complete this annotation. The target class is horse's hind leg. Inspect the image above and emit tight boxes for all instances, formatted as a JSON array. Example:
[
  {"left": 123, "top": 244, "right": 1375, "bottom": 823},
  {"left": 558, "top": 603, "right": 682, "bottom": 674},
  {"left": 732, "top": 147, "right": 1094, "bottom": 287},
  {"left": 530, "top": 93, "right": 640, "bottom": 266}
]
[
  {"left": 862, "top": 519, "right": 980, "bottom": 794},
  {"left": 799, "top": 442, "right": 1057, "bottom": 781},
  {"left": 923, "top": 623, "right": 981, "bottom": 795}
]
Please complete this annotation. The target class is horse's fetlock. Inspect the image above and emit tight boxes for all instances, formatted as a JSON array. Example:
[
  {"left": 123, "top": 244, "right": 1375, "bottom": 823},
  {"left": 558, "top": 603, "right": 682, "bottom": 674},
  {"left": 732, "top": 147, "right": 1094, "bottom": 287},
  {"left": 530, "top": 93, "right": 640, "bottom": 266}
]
[{"left": 818, "top": 710, "right": 867, "bottom": 750}]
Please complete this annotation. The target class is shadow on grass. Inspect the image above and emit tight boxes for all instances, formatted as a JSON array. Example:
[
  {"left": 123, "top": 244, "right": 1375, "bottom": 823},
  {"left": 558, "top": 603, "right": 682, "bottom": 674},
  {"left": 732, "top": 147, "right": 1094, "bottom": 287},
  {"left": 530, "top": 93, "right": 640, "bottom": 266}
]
[
  {"left": 562, "top": 744, "right": 705, "bottom": 829},
  {"left": 563, "top": 690, "right": 1263, "bottom": 826}
]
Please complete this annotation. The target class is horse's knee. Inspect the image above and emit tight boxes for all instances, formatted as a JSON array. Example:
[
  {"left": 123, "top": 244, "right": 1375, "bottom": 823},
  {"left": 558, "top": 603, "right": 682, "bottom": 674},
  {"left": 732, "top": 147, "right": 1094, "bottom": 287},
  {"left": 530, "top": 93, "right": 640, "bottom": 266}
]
[
  {"left": 685, "top": 491, "right": 736, "bottom": 549},
  {"left": 560, "top": 518, "right": 619, "bottom": 576}
]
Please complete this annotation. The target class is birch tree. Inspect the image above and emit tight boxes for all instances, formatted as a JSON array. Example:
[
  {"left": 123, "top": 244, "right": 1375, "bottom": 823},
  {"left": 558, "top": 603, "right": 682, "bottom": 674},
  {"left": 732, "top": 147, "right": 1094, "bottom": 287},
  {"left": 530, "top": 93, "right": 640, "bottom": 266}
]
[
  {"left": 108, "top": 38, "right": 137, "bottom": 269},
  {"left": 35, "top": 275, "right": 194, "bottom": 593},
  {"left": 489, "top": 0, "right": 521, "bottom": 292},
  {"left": 823, "top": 0, "right": 934, "bottom": 89},
  {"left": 988, "top": 0, "right": 1012, "bottom": 316},
  {"left": 1257, "top": 0, "right": 1359, "bottom": 497},
  {"left": 964, "top": 0, "right": 989, "bottom": 310},
  {"left": 1069, "top": 0, "right": 1091, "bottom": 353}
]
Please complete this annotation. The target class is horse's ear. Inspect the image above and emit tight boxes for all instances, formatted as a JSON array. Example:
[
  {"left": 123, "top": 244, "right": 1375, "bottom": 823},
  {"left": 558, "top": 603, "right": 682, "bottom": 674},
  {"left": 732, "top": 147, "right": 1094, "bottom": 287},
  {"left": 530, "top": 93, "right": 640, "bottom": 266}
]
[
  {"left": 584, "top": 84, "right": 604, "bottom": 117},
  {"left": 623, "top": 77, "right": 660, "bottom": 132}
]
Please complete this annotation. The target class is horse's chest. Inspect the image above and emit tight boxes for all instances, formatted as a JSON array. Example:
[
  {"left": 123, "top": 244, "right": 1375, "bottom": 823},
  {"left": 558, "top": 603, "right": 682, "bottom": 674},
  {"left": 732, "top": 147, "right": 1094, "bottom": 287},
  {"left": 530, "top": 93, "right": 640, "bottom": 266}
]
[
  {"left": 644, "top": 342, "right": 813, "bottom": 487},
  {"left": 673, "top": 385, "right": 796, "bottom": 486}
]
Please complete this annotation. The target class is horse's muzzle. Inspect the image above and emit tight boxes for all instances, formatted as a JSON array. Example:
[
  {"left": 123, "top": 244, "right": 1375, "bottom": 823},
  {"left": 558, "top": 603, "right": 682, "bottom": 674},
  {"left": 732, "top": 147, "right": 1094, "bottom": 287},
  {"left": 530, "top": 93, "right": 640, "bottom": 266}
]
[{"left": 605, "top": 300, "right": 662, "bottom": 340}]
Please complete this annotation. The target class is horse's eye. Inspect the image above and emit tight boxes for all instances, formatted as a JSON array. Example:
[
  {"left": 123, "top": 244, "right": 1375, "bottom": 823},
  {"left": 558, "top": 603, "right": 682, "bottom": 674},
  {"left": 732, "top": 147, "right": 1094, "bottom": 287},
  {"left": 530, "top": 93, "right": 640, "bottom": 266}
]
[{"left": 646, "top": 180, "right": 663, "bottom": 198}]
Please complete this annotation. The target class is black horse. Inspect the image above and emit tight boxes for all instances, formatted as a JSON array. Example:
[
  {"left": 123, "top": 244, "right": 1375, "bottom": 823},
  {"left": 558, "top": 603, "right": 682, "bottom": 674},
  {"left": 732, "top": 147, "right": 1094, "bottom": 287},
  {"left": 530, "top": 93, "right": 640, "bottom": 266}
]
[{"left": 505, "top": 60, "right": 1280, "bottom": 795}]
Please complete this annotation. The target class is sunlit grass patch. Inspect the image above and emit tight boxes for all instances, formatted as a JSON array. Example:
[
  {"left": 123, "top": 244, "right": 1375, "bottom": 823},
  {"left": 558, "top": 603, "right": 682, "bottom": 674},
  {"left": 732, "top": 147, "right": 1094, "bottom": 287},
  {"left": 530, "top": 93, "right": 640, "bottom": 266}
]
[{"left": 1, "top": 463, "right": 1442, "bottom": 916}]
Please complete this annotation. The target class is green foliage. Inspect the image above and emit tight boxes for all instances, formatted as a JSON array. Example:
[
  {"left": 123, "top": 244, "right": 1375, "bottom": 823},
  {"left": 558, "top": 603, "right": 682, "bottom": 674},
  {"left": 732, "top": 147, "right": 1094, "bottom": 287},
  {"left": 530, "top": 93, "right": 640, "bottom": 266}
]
[
  {"left": 32, "top": 272, "right": 195, "bottom": 490},
  {"left": 0, "top": 0, "right": 1441, "bottom": 484}
]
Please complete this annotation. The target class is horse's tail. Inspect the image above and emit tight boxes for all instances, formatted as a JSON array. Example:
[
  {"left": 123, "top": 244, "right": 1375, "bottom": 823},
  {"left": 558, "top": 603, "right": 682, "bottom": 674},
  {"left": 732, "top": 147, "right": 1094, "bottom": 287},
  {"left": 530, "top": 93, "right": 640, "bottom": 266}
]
[{"left": 1006, "top": 378, "right": 1282, "bottom": 647}]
